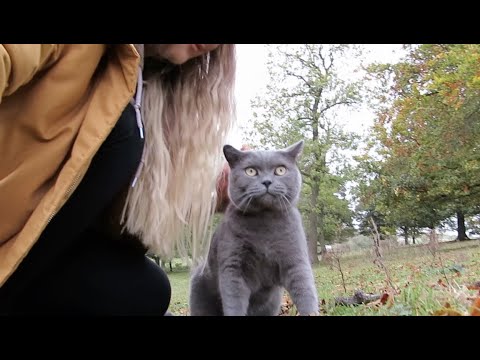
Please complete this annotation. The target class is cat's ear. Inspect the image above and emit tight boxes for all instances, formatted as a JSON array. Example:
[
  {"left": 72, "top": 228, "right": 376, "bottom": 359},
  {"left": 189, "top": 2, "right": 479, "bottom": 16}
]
[
  {"left": 283, "top": 140, "right": 304, "bottom": 161},
  {"left": 223, "top": 145, "right": 245, "bottom": 167}
]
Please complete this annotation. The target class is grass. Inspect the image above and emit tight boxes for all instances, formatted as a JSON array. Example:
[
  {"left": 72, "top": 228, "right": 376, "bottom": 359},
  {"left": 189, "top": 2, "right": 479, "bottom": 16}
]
[
  {"left": 167, "top": 270, "right": 191, "bottom": 315},
  {"left": 165, "top": 240, "right": 480, "bottom": 316}
]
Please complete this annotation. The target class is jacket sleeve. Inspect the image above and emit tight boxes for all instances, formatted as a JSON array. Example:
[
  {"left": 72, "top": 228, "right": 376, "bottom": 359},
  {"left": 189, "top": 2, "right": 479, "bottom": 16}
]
[{"left": 0, "top": 44, "right": 63, "bottom": 103}]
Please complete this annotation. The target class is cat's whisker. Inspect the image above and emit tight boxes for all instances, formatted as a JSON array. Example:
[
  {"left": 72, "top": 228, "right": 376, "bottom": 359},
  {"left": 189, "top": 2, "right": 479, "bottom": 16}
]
[
  {"left": 278, "top": 195, "right": 287, "bottom": 214},
  {"left": 237, "top": 191, "right": 259, "bottom": 213},
  {"left": 229, "top": 197, "right": 245, "bottom": 211},
  {"left": 282, "top": 195, "right": 292, "bottom": 211},
  {"left": 281, "top": 192, "right": 293, "bottom": 207},
  {"left": 243, "top": 195, "right": 254, "bottom": 215},
  {"left": 280, "top": 194, "right": 290, "bottom": 214},
  {"left": 232, "top": 191, "right": 255, "bottom": 211}
]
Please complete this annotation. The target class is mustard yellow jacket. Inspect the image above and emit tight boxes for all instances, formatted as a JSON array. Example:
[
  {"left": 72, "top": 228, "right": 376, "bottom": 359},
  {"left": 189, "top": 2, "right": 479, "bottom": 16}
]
[{"left": 0, "top": 44, "right": 140, "bottom": 286}]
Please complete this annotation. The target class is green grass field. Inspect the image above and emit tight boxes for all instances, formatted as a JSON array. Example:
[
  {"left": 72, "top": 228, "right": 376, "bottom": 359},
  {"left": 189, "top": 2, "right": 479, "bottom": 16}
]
[{"left": 165, "top": 240, "right": 480, "bottom": 316}]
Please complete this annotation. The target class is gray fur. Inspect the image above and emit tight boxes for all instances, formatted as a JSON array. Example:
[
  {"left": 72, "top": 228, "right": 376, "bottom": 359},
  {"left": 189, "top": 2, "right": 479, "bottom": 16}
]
[{"left": 189, "top": 141, "right": 319, "bottom": 316}]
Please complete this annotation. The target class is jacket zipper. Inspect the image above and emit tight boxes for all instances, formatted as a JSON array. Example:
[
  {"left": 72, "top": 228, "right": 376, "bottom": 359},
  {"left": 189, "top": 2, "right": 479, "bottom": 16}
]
[{"left": 45, "top": 174, "right": 82, "bottom": 225}]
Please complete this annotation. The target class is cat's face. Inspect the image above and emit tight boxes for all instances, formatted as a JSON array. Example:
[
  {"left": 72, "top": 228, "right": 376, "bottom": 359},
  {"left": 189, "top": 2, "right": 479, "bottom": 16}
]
[{"left": 223, "top": 141, "right": 304, "bottom": 213}]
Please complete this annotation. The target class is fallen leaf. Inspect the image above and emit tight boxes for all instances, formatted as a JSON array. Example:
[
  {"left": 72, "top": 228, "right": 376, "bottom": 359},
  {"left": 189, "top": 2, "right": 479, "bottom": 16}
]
[
  {"left": 365, "top": 299, "right": 381, "bottom": 308},
  {"left": 470, "top": 298, "right": 480, "bottom": 316},
  {"left": 466, "top": 281, "right": 480, "bottom": 291},
  {"left": 364, "top": 291, "right": 394, "bottom": 308},
  {"left": 380, "top": 292, "right": 394, "bottom": 307},
  {"left": 432, "top": 308, "right": 463, "bottom": 316},
  {"left": 279, "top": 293, "right": 295, "bottom": 316},
  {"left": 437, "top": 279, "right": 447, "bottom": 288}
]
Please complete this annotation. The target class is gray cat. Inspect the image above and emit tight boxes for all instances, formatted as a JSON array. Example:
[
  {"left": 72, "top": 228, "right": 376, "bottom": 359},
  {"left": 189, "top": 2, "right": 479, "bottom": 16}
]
[{"left": 189, "top": 141, "right": 319, "bottom": 316}]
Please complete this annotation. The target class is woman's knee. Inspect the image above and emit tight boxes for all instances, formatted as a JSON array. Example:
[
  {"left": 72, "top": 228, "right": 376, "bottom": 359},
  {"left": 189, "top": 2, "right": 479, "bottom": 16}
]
[{"left": 139, "top": 258, "right": 172, "bottom": 315}]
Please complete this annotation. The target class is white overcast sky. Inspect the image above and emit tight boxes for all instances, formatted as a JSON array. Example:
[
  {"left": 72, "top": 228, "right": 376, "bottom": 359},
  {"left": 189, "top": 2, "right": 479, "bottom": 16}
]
[{"left": 228, "top": 44, "right": 407, "bottom": 148}]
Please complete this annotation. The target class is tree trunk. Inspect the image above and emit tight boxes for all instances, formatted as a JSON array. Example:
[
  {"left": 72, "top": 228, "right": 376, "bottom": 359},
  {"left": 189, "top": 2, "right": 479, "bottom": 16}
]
[
  {"left": 317, "top": 204, "right": 327, "bottom": 254},
  {"left": 412, "top": 232, "right": 416, "bottom": 245},
  {"left": 457, "top": 211, "right": 469, "bottom": 241},
  {"left": 307, "top": 182, "right": 320, "bottom": 265},
  {"left": 307, "top": 94, "right": 322, "bottom": 266},
  {"left": 402, "top": 226, "right": 409, "bottom": 245}
]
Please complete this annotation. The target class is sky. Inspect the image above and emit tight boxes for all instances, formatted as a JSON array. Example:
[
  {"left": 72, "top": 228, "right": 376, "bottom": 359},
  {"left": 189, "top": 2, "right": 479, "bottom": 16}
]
[{"left": 228, "top": 44, "right": 407, "bottom": 148}]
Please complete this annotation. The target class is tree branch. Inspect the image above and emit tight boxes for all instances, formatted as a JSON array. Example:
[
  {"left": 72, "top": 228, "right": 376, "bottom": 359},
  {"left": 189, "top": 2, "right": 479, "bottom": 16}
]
[
  {"left": 286, "top": 49, "right": 322, "bottom": 75},
  {"left": 300, "top": 170, "right": 312, "bottom": 180},
  {"left": 318, "top": 47, "right": 334, "bottom": 74},
  {"left": 319, "top": 99, "right": 355, "bottom": 116},
  {"left": 293, "top": 53, "right": 314, "bottom": 70},
  {"left": 328, "top": 49, "right": 335, "bottom": 73},
  {"left": 302, "top": 177, "right": 312, "bottom": 187},
  {"left": 285, "top": 70, "right": 312, "bottom": 90},
  {"left": 318, "top": 49, "right": 327, "bottom": 72},
  {"left": 295, "top": 117, "right": 314, "bottom": 125},
  {"left": 282, "top": 91, "right": 309, "bottom": 98}
]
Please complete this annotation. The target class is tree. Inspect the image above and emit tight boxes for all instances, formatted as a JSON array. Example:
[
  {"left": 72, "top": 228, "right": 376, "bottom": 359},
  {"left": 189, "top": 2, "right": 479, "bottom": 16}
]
[
  {"left": 246, "top": 45, "right": 362, "bottom": 263},
  {"left": 363, "top": 44, "right": 480, "bottom": 241}
]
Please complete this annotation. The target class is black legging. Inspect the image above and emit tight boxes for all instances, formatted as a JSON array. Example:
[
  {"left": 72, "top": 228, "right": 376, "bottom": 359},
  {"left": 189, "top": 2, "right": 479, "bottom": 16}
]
[{"left": 0, "top": 103, "right": 171, "bottom": 315}]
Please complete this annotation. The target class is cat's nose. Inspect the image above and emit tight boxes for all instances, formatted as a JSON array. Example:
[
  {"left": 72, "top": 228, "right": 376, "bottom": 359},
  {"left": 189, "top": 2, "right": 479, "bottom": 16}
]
[{"left": 262, "top": 180, "right": 272, "bottom": 188}]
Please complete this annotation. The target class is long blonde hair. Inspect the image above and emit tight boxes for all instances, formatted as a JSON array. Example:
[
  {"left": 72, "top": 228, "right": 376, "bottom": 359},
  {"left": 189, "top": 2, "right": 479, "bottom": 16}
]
[{"left": 121, "top": 44, "right": 236, "bottom": 262}]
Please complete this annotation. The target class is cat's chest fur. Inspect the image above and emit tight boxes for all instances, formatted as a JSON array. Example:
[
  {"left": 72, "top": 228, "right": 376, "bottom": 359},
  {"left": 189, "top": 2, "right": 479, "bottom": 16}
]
[
  {"left": 228, "top": 209, "right": 299, "bottom": 249},
  {"left": 213, "top": 208, "right": 303, "bottom": 287}
]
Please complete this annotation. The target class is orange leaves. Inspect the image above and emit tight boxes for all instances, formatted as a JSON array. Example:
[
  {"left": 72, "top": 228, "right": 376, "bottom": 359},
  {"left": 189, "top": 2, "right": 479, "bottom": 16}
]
[
  {"left": 432, "top": 298, "right": 480, "bottom": 316},
  {"left": 278, "top": 293, "right": 321, "bottom": 316},
  {"left": 429, "top": 280, "right": 480, "bottom": 316},
  {"left": 432, "top": 302, "right": 463, "bottom": 316},
  {"left": 437, "top": 278, "right": 448, "bottom": 288},
  {"left": 466, "top": 281, "right": 480, "bottom": 291},
  {"left": 366, "top": 291, "right": 395, "bottom": 308},
  {"left": 466, "top": 281, "right": 480, "bottom": 316},
  {"left": 279, "top": 293, "right": 297, "bottom": 316},
  {"left": 380, "top": 292, "right": 394, "bottom": 306},
  {"left": 470, "top": 298, "right": 480, "bottom": 316}
]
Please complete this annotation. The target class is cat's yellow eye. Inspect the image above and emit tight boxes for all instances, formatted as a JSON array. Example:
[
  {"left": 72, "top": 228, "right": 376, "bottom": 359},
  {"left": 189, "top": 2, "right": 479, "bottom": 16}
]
[
  {"left": 245, "top": 167, "right": 257, "bottom": 176},
  {"left": 275, "top": 166, "right": 287, "bottom": 176}
]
